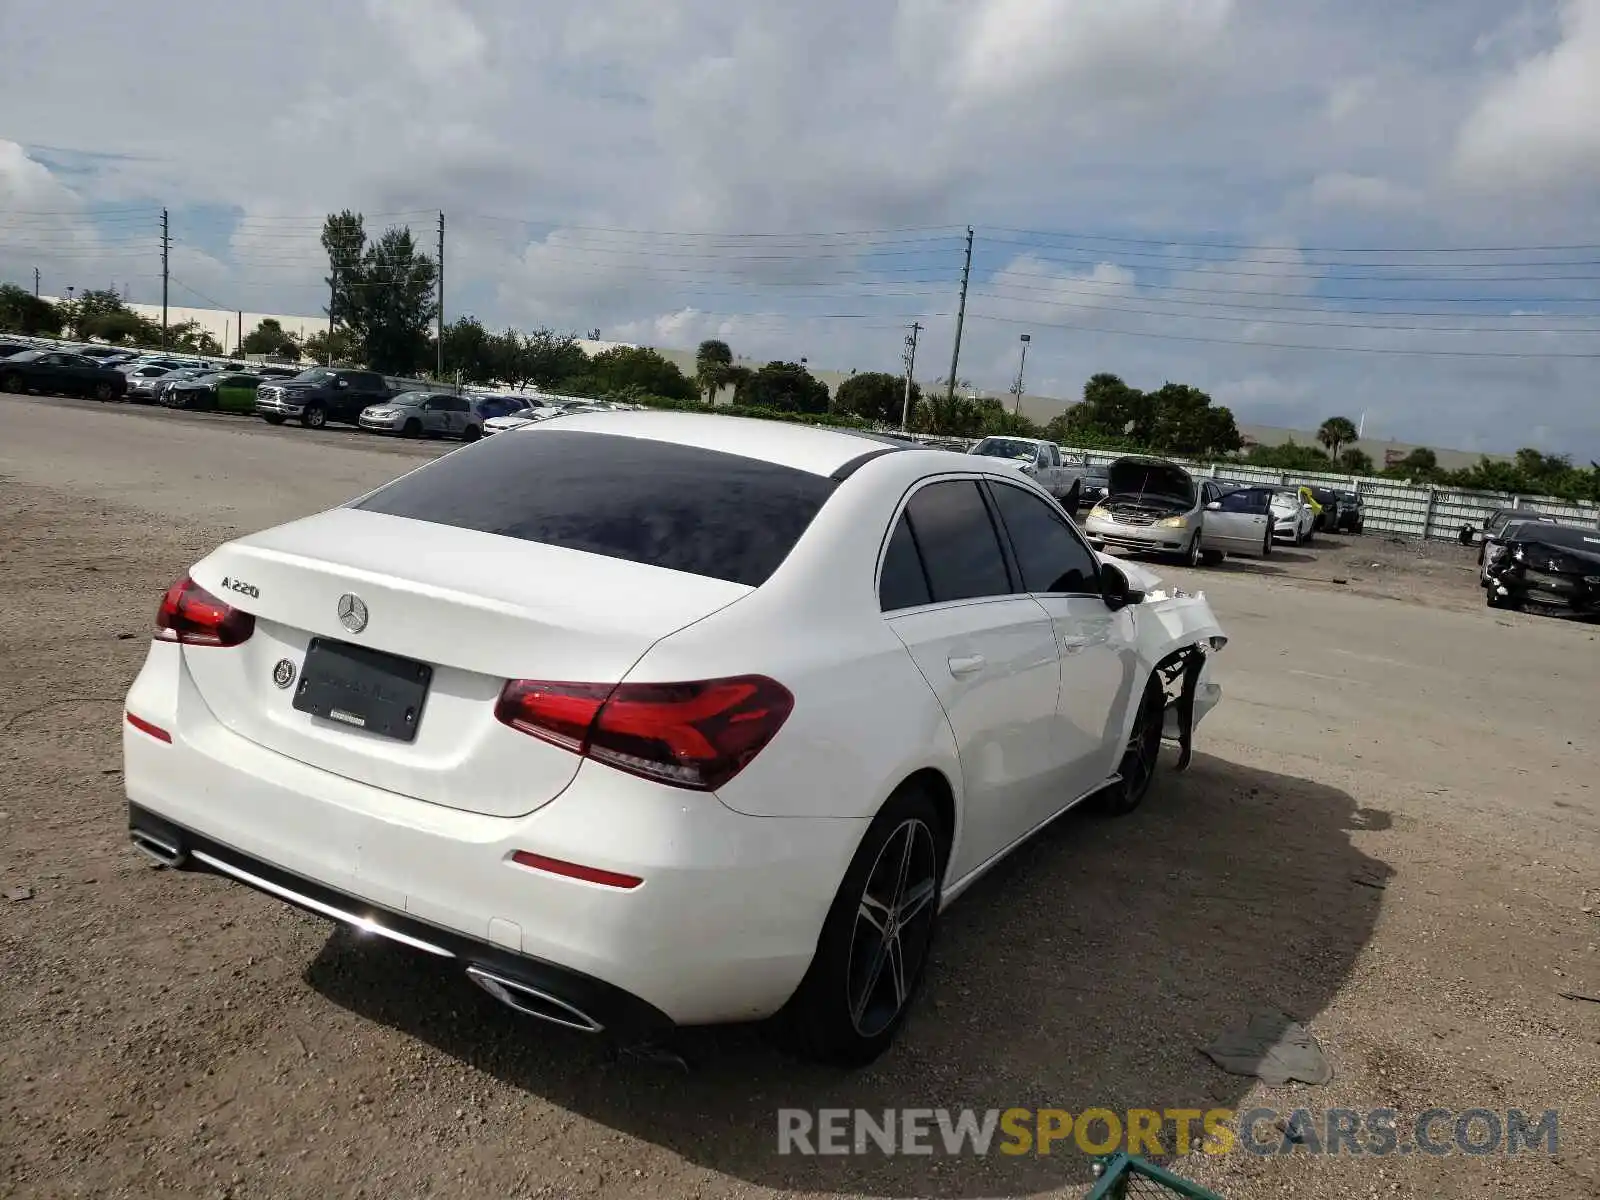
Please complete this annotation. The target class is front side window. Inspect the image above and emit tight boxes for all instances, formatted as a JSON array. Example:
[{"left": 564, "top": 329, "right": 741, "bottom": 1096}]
[
  {"left": 1217, "top": 488, "right": 1271, "bottom": 514},
  {"left": 989, "top": 481, "right": 1100, "bottom": 594}
]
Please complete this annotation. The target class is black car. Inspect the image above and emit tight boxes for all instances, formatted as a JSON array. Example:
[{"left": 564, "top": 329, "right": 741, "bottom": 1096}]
[
  {"left": 1306, "top": 486, "right": 1341, "bottom": 531},
  {"left": 1335, "top": 490, "right": 1365, "bottom": 533},
  {"left": 0, "top": 349, "right": 128, "bottom": 401},
  {"left": 0, "top": 341, "right": 35, "bottom": 359},
  {"left": 1460, "top": 507, "right": 1558, "bottom": 565},
  {"left": 1483, "top": 522, "right": 1600, "bottom": 616},
  {"left": 255, "top": 367, "right": 397, "bottom": 428}
]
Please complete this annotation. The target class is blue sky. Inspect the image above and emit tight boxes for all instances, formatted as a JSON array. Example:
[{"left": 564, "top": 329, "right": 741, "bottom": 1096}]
[{"left": 2, "top": 0, "right": 1599, "bottom": 456}]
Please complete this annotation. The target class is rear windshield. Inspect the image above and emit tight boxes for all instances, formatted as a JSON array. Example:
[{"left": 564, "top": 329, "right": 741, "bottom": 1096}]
[{"left": 353, "top": 429, "right": 838, "bottom": 587}]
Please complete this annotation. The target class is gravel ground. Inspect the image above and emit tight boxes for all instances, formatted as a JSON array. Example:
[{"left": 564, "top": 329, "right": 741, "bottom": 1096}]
[{"left": 1, "top": 395, "right": 1597, "bottom": 1199}]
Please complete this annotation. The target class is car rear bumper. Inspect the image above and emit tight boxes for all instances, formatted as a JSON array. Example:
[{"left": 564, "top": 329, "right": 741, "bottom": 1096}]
[
  {"left": 127, "top": 802, "right": 676, "bottom": 1038},
  {"left": 122, "top": 642, "right": 864, "bottom": 1029}
]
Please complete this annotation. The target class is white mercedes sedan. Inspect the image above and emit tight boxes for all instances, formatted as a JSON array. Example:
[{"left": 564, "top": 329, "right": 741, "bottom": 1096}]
[{"left": 123, "top": 412, "right": 1226, "bottom": 1065}]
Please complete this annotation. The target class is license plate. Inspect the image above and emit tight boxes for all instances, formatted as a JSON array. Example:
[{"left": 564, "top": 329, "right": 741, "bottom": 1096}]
[{"left": 292, "top": 638, "right": 432, "bottom": 742}]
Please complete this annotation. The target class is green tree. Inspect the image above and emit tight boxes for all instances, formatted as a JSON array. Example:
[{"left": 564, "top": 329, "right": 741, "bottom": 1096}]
[
  {"left": 82, "top": 310, "right": 161, "bottom": 345},
  {"left": 0, "top": 284, "right": 64, "bottom": 335},
  {"left": 1316, "top": 416, "right": 1360, "bottom": 460},
  {"left": 694, "top": 338, "right": 734, "bottom": 403},
  {"left": 1338, "top": 447, "right": 1375, "bottom": 474},
  {"left": 438, "top": 316, "right": 495, "bottom": 383},
  {"left": 738, "top": 360, "right": 829, "bottom": 413},
  {"left": 835, "top": 370, "right": 916, "bottom": 425},
  {"left": 523, "top": 328, "right": 588, "bottom": 389},
  {"left": 570, "top": 346, "right": 695, "bottom": 401},
  {"left": 1144, "top": 382, "right": 1242, "bottom": 456},
  {"left": 1062, "top": 372, "right": 1144, "bottom": 440},
  {"left": 357, "top": 226, "right": 438, "bottom": 374},
  {"left": 1245, "top": 439, "right": 1333, "bottom": 472},
  {"left": 1391, "top": 447, "right": 1438, "bottom": 477},
  {"left": 242, "top": 318, "right": 300, "bottom": 358},
  {"left": 302, "top": 327, "right": 360, "bottom": 365},
  {"left": 321, "top": 210, "right": 367, "bottom": 341},
  {"left": 69, "top": 288, "right": 128, "bottom": 338}
]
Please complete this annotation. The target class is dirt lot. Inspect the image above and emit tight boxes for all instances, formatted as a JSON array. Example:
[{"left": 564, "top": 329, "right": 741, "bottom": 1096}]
[{"left": 2, "top": 395, "right": 1597, "bottom": 1200}]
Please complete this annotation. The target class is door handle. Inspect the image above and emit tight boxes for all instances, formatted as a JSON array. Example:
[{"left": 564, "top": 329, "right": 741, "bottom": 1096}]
[
  {"left": 947, "top": 654, "right": 985, "bottom": 677},
  {"left": 1059, "top": 636, "right": 1089, "bottom": 654}
]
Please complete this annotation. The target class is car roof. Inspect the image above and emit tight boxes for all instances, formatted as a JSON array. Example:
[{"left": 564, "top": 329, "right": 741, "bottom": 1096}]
[{"left": 539, "top": 410, "right": 938, "bottom": 478}]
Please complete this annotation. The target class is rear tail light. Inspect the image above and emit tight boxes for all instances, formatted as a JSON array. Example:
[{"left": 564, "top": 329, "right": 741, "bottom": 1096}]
[
  {"left": 495, "top": 675, "right": 794, "bottom": 791},
  {"left": 155, "top": 574, "right": 255, "bottom": 647}
]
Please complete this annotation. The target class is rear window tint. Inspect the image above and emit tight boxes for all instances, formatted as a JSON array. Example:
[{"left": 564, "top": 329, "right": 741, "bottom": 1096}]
[{"left": 353, "top": 429, "right": 837, "bottom": 587}]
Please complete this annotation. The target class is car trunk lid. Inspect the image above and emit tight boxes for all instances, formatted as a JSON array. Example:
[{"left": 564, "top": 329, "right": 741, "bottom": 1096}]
[{"left": 180, "top": 507, "right": 751, "bottom": 817}]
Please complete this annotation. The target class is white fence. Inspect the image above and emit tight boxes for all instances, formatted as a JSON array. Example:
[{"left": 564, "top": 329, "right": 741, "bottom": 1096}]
[{"left": 901, "top": 435, "right": 1600, "bottom": 542}]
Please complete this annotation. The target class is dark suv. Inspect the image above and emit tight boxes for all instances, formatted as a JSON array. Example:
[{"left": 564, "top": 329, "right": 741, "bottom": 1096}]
[{"left": 254, "top": 368, "right": 396, "bottom": 429}]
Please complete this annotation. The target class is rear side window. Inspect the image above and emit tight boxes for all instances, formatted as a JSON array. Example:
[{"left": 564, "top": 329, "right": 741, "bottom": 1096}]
[
  {"left": 879, "top": 514, "right": 932, "bottom": 611},
  {"left": 353, "top": 429, "right": 837, "bottom": 587},
  {"left": 903, "top": 481, "right": 1012, "bottom": 602}
]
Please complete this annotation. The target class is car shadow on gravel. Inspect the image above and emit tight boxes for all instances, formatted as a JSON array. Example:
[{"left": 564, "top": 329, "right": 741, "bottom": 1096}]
[{"left": 305, "top": 753, "right": 1390, "bottom": 1198}]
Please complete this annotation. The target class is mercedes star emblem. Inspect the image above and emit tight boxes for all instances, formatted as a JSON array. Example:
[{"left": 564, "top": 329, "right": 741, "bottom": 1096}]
[
  {"left": 272, "top": 658, "right": 296, "bottom": 689},
  {"left": 337, "top": 593, "right": 369, "bottom": 633}
]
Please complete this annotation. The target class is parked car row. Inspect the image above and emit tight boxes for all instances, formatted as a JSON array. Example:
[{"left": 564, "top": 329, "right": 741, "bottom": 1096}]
[
  {"left": 2, "top": 341, "right": 635, "bottom": 445},
  {"left": 1076, "top": 456, "right": 1367, "bottom": 568}
]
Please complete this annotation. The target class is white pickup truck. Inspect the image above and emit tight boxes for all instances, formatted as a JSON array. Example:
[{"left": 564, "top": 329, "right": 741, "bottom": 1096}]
[{"left": 966, "top": 435, "right": 1088, "bottom": 512}]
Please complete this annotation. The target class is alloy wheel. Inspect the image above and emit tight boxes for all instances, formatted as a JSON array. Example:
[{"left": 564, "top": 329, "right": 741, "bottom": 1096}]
[{"left": 846, "top": 818, "right": 938, "bottom": 1038}]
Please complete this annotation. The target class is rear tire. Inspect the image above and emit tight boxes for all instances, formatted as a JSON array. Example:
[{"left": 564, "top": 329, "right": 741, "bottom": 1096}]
[
  {"left": 1063, "top": 483, "right": 1081, "bottom": 515},
  {"left": 1095, "top": 678, "right": 1165, "bottom": 816},
  {"left": 779, "top": 784, "right": 945, "bottom": 1067},
  {"left": 93, "top": 381, "right": 114, "bottom": 402},
  {"left": 1262, "top": 528, "right": 1273, "bottom": 557},
  {"left": 461, "top": 424, "right": 481, "bottom": 442}
]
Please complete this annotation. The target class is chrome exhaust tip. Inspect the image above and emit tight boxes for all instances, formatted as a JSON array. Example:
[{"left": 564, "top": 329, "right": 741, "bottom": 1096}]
[
  {"left": 465, "top": 965, "right": 604, "bottom": 1034},
  {"left": 130, "top": 829, "right": 187, "bottom": 868}
]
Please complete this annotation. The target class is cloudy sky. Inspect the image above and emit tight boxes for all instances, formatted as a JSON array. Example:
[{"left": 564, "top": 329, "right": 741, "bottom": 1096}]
[{"left": 3, "top": 0, "right": 1599, "bottom": 455}]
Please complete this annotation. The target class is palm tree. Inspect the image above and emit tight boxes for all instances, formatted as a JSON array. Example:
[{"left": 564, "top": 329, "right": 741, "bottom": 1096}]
[
  {"left": 694, "top": 339, "right": 734, "bottom": 404},
  {"left": 1317, "top": 415, "right": 1360, "bottom": 460}
]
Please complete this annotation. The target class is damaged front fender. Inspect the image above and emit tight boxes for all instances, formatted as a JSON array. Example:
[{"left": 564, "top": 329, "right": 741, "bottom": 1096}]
[{"left": 1100, "top": 551, "right": 1226, "bottom": 773}]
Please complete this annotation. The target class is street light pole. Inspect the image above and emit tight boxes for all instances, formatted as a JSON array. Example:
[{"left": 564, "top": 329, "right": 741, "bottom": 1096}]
[{"left": 1012, "top": 333, "right": 1031, "bottom": 415}]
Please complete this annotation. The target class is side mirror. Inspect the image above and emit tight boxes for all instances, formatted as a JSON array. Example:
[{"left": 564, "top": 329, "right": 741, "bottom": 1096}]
[
  {"left": 336, "top": 378, "right": 350, "bottom": 388},
  {"left": 1206, "top": 500, "right": 1222, "bottom": 511},
  {"left": 1100, "top": 563, "right": 1145, "bottom": 612}
]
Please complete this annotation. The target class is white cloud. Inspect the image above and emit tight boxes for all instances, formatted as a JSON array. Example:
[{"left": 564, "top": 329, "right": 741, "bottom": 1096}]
[
  {"left": 0, "top": 1, "right": 1597, "bottom": 455},
  {"left": 1452, "top": 0, "right": 1600, "bottom": 194},
  {"left": 1307, "top": 172, "right": 1423, "bottom": 214}
]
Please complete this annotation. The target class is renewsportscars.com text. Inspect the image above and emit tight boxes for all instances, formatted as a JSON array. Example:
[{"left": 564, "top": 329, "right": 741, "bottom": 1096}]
[{"left": 776, "top": 1107, "right": 1559, "bottom": 1158}]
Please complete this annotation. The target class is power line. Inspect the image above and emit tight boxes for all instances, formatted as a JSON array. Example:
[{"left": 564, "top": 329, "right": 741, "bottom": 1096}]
[
  {"left": 964, "top": 312, "right": 1600, "bottom": 358},
  {"left": 975, "top": 275, "right": 1600, "bottom": 317},
  {"left": 969, "top": 289, "right": 1600, "bottom": 334},
  {"left": 984, "top": 225, "right": 1600, "bottom": 254},
  {"left": 971, "top": 243, "right": 1600, "bottom": 282}
]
